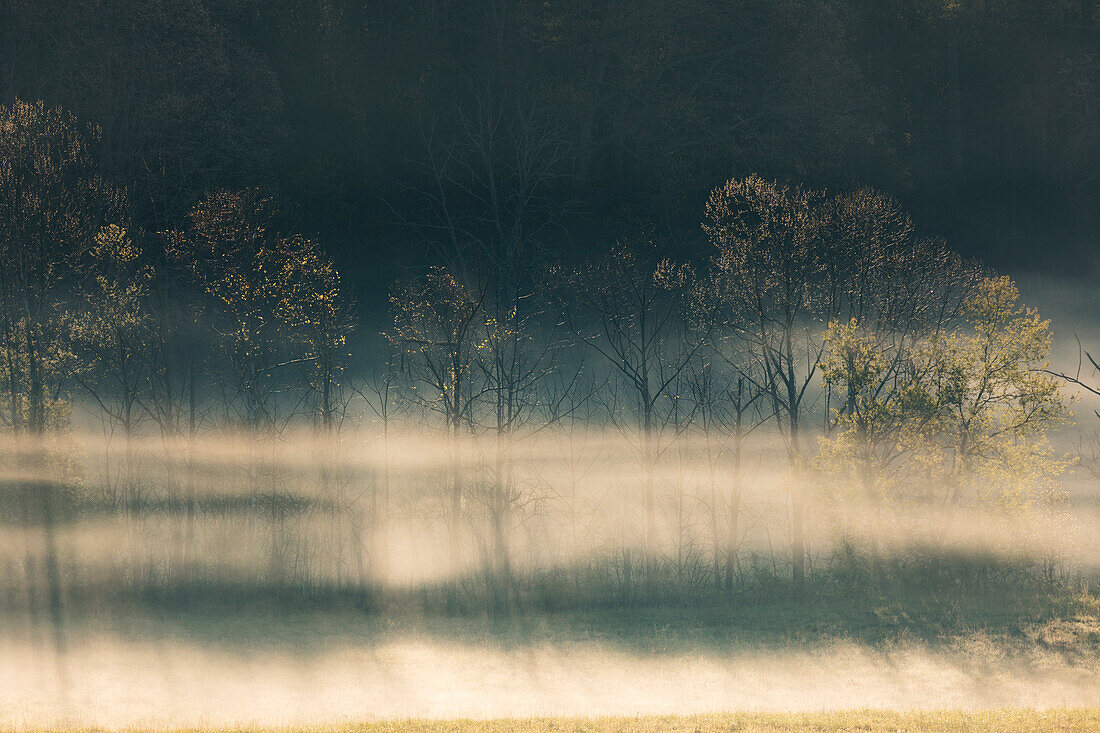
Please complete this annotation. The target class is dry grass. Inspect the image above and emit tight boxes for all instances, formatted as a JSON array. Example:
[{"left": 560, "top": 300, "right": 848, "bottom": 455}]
[
  {"left": 3, "top": 591, "right": 1097, "bottom": 730},
  {"left": 346, "top": 710, "right": 1098, "bottom": 732},
  {"left": 21, "top": 709, "right": 1100, "bottom": 732}
]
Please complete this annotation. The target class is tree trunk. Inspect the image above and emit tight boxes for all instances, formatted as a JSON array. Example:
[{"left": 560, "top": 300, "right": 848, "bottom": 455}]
[
  {"left": 642, "top": 409, "right": 657, "bottom": 599},
  {"left": 446, "top": 415, "right": 463, "bottom": 613},
  {"left": 25, "top": 321, "right": 66, "bottom": 667},
  {"left": 789, "top": 415, "right": 806, "bottom": 589},
  {"left": 726, "top": 428, "right": 743, "bottom": 597}
]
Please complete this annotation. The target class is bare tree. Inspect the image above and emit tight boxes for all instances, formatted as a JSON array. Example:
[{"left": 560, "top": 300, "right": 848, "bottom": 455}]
[
  {"left": 388, "top": 266, "right": 485, "bottom": 609},
  {"left": 557, "top": 230, "right": 709, "bottom": 598},
  {"left": 684, "top": 353, "right": 768, "bottom": 596},
  {"left": 353, "top": 345, "right": 408, "bottom": 588},
  {"left": 387, "top": 87, "right": 570, "bottom": 611},
  {"left": 704, "top": 175, "right": 830, "bottom": 588},
  {"left": 542, "top": 365, "right": 607, "bottom": 600}
]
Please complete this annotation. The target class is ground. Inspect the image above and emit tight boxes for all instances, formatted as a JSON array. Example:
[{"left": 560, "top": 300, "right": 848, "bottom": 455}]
[
  {"left": 3, "top": 587, "right": 1098, "bottom": 729},
  {"left": 14, "top": 710, "right": 1100, "bottom": 732}
]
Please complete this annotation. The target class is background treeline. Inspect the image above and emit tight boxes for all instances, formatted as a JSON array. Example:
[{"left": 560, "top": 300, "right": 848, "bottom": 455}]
[
  {"left": 1, "top": 0, "right": 1097, "bottom": 295},
  {"left": 0, "top": 98, "right": 1087, "bottom": 622}
]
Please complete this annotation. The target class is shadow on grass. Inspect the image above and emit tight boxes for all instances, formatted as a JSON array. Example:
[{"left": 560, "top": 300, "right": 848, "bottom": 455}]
[{"left": 26, "top": 574, "right": 1096, "bottom": 665}]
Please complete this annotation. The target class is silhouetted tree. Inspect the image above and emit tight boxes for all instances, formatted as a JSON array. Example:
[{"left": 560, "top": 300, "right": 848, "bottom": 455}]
[
  {"left": 0, "top": 97, "right": 124, "bottom": 656},
  {"left": 705, "top": 175, "right": 831, "bottom": 587},
  {"left": 388, "top": 265, "right": 485, "bottom": 608},
  {"left": 557, "top": 231, "right": 707, "bottom": 598}
]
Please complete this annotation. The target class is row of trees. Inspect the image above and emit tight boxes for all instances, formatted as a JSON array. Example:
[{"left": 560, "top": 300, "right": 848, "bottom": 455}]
[
  {"left": 0, "top": 101, "right": 353, "bottom": 630},
  {"left": 0, "top": 100, "right": 350, "bottom": 481},
  {"left": 387, "top": 176, "right": 1069, "bottom": 604},
  {"left": 0, "top": 99, "right": 1076, "bottom": 620}
]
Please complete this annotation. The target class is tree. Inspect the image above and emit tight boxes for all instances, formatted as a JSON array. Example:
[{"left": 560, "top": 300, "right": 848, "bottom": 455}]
[
  {"left": 0, "top": 97, "right": 124, "bottom": 657},
  {"left": 166, "top": 189, "right": 292, "bottom": 437},
  {"left": 166, "top": 188, "right": 345, "bottom": 582},
  {"left": 905, "top": 276, "right": 1070, "bottom": 514},
  {"left": 683, "top": 355, "right": 768, "bottom": 596},
  {"left": 470, "top": 283, "right": 562, "bottom": 614},
  {"left": 353, "top": 344, "right": 407, "bottom": 587},
  {"left": 705, "top": 176, "right": 981, "bottom": 587},
  {"left": 812, "top": 191, "right": 980, "bottom": 571},
  {"left": 388, "top": 265, "right": 485, "bottom": 607},
  {"left": 268, "top": 233, "right": 355, "bottom": 584},
  {"left": 71, "top": 225, "right": 155, "bottom": 511},
  {"left": 819, "top": 276, "right": 1071, "bottom": 575},
  {"left": 268, "top": 235, "right": 354, "bottom": 434},
  {"left": 557, "top": 231, "right": 707, "bottom": 597},
  {"left": 0, "top": 100, "right": 125, "bottom": 435},
  {"left": 542, "top": 365, "right": 606, "bottom": 601},
  {"left": 704, "top": 175, "right": 830, "bottom": 587},
  {"left": 817, "top": 316, "right": 912, "bottom": 569}
]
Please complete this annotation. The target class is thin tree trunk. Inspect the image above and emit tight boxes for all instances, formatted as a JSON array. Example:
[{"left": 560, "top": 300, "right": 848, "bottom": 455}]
[{"left": 642, "top": 407, "right": 657, "bottom": 598}]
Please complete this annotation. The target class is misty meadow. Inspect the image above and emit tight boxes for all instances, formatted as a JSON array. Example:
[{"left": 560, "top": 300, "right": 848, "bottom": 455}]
[{"left": 0, "top": 2, "right": 1098, "bottom": 730}]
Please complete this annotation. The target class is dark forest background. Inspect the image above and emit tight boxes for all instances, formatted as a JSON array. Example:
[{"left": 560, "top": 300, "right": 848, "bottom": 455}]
[{"left": 2, "top": 0, "right": 1097, "bottom": 309}]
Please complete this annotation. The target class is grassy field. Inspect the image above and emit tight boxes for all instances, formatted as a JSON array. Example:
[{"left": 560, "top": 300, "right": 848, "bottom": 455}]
[
  {"left": 16, "top": 709, "right": 1100, "bottom": 732},
  {"left": 2, "top": 588, "right": 1097, "bottom": 729},
  {"left": 117, "top": 582, "right": 1100, "bottom": 653},
  {"left": 356, "top": 710, "right": 1100, "bottom": 732},
  {"left": 333, "top": 709, "right": 1100, "bottom": 732}
]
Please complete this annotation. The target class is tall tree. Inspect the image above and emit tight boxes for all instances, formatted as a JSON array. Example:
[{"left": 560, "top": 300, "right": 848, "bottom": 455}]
[
  {"left": 558, "top": 231, "right": 707, "bottom": 598},
  {"left": 819, "top": 275, "right": 1071, "bottom": 571},
  {"left": 704, "top": 177, "right": 981, "bottom": 586},
  {"left": 166, "top": 189, "right": 290, "bottom": 437},
  {"left": 388, "top": 265, "right": 485, "bottom": 608},
  {"left": 0, "top": 97, "right": 124, "bottom": 656},
  {"left": 71, "top": 225, "right": 155, "bottom": 511},
  {"left": 704, "top": 175, "right": 830, "bottom": 587},
  {"left": 167, "top": 188, "right": 340, "bottom": 581},
  {"left": 906, "top": 276, "right": 1070, "bottom": 515}
]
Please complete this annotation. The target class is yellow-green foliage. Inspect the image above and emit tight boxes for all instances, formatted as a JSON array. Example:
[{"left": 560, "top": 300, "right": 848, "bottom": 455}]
[
  {"left": 70, "top": 225, "right": 155, "bottom": 387},
  {"left": 166, "top": 190, "right": 352, "bottom": 416},
  {"left": 86, "top": 224, "right": 154, "bottom": 315},
  {"left": 819, "top": 276, "right": 1071, "bottom": 514},
  {"left": 817, "top": 318, "right": 900, "bottom": 519},
  {"left": 269, "top": 235, "right": 349, "bottom": 353},
  {"left": 388, "top": 266, "right": 483, "bottom": 411},
  {"left": 166, "top": 190, "right": 291, "bottom": 370},
  {"left": 905, "top": 276, "right": 1070, "bottom": 511}
]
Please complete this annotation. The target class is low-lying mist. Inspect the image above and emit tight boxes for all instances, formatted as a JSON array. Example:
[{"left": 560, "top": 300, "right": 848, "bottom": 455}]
[
  {"left": 1, "top": 417, "right": 1098, "bottom": 727},
  {"left": 3, "top": 427, "right": 1096, "bottom": 601},
  {"left": 3, "top": 274, "right": 1100, "bottom": 728},
  {"left": 5, "top": 609, "right": 1098, "bottom": 728},
  {"left": 3, "top": 83, "right": 1099, "bottom": 728}
]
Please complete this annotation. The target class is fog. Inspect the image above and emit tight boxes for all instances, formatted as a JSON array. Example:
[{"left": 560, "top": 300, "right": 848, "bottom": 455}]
[
  {"left": 5, "top": 425, "right": 1097, "bottom": 594},
  {"left": 4, "top": 618, "right": 1098, "bottom": 728},
  {"left": 0, "top": 270, "right": 1097, "bottom": 728},
  {"left": 1, "top": 411, "right": 1098, "bottom": 727},
  {"left": 2, "top": 13, "right": 1098, "bottom": 722}
]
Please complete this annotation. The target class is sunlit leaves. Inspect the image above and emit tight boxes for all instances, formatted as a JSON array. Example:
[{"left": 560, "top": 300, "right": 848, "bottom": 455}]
[
  {"left": 166, "top": 188, "right": 351, "bottom": 425},
  {"left": 0, "top": 99, "right": 125, "bottom": 437},
  {"left": 819, "top": 276, "right": 1071, "bottom": 516},
  {"left": 388, "top": 267, "right": 483, "bottom": 423}
]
